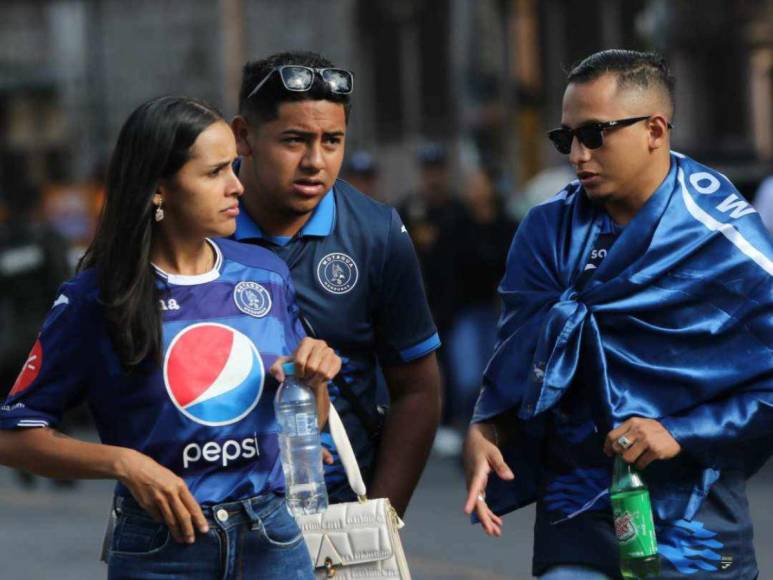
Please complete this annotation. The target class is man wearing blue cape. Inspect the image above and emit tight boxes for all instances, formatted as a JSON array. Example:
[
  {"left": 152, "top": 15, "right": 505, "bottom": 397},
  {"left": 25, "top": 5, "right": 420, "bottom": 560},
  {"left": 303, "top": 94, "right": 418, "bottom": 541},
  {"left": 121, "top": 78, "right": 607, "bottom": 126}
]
[{"left": 463, "top": 50, "right": 772, "bottom": 579}]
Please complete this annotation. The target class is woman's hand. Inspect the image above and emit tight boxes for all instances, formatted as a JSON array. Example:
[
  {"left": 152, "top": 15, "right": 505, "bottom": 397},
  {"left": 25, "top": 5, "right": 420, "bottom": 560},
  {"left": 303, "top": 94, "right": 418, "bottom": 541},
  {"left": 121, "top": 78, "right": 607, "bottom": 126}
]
[
  {"left": 0, "top": 428, "right": 210, "bottom": 544},
  {"left": 271, "top": 338, "right": 341, "bottom": 389},
  {"left": 270, "top": 337, "right": 341, "bottom": 428},
  {"left": 115, "top": 449, "right": 209, "bottom": 544}
]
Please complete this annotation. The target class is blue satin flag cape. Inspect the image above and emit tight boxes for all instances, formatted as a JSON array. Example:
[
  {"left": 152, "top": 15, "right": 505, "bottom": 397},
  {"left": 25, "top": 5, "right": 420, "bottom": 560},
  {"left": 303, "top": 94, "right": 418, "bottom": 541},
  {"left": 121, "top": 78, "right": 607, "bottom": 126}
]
[{"left": 473, "top": 153, "right": 773, "bottom": 522}]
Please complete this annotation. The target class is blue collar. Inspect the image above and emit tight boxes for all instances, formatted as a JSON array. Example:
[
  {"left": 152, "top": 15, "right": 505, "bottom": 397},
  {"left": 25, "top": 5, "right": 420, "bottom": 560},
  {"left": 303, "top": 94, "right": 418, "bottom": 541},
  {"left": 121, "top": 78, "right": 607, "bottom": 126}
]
[{"left": 234, "top": 188, "right": 336, "bottom": 242}]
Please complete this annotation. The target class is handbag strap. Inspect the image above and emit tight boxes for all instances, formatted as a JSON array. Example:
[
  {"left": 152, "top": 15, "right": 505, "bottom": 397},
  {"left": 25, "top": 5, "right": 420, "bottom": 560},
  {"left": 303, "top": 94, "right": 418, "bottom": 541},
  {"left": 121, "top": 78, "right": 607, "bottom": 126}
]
[
  {"left": 328, "top": 402, "right": 368, "bottom": 499},
  {"left": 298, "top": 316, "right": 382, "bottom": 440}
]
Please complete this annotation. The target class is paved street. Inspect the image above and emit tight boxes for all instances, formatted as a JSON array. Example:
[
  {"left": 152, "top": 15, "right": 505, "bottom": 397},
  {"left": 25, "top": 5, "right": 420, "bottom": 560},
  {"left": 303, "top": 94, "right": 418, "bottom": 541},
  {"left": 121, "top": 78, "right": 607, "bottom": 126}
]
[{"left": 1, "top": 438, "right": 771, "bottom": 579}]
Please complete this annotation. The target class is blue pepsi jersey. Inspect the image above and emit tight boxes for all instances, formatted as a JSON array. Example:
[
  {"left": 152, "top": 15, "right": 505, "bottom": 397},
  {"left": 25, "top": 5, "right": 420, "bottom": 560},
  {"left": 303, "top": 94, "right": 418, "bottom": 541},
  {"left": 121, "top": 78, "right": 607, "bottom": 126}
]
[
  {"left": 0, "top": 238, "right": 305, "bottom": 505},
  {"left": 233, "top": 179, "right": 439, "bottom": 499}
]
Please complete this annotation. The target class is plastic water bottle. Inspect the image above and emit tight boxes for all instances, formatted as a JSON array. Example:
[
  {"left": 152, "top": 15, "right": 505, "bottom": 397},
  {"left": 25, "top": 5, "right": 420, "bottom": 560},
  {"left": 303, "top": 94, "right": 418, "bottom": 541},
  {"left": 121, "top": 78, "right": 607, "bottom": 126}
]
[
  {"left": 274, "top": 361, "right": 328, "bottom": 516},
  {"left": 610, "top": 456, "right": 660, "bottom": 578}
]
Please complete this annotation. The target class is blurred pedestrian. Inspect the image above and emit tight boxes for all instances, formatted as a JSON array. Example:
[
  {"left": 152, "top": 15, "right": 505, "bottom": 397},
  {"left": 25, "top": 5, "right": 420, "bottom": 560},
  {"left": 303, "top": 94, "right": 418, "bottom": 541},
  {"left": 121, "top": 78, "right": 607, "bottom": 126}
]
[
  {"left": 0, "top": 96, "right": 340, "bottom": 578},
  {"left": 399, "top": 142, "right": 468, "bottom": 455},
  {"left": 447, "top": 166, "right": 516, "bottom": 427},
  {"left": 0, "top": 179, "right": 70, "bottom": 400},
  {"left": 343, "top": 150, "right": 382, "bottom": 201},
  {"left": 400, "top": 143, "right": 467, "bottom": 341},
  {"left": 464, "top": 49, "right": 772, "bottom": 579},
  {"left": 230, "top": 51, "right": 441, "bottom": 517},
  {"left": 0, "top": 177, "right": 73, "bottom": 488}
]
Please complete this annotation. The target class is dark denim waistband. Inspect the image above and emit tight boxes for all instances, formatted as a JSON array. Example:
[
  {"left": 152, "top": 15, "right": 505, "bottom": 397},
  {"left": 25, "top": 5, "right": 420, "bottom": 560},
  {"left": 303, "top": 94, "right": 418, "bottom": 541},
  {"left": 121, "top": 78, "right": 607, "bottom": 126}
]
[{"left": 114, "top": 492, "right": 287, "bottom": 531}]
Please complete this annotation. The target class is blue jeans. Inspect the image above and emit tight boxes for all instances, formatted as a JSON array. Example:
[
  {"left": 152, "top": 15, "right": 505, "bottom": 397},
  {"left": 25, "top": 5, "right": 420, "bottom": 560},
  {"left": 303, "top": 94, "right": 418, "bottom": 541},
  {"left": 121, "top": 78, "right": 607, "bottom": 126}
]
[
  {"left": 539, "top": 565, "right": 613, "bottom": 579},
  {"left": 446, "top": 305, "right": 499, "bottom": 422},
  {"left": 107, "top": 493, "right": 313, "bottom": 580}
]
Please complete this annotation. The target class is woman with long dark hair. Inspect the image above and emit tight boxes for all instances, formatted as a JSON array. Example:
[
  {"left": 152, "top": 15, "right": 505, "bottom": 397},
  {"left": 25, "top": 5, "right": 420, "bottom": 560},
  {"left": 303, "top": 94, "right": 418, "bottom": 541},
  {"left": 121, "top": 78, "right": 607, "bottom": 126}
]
[{"left": 0, "top": 96, "right": 337, "bottom": 579}]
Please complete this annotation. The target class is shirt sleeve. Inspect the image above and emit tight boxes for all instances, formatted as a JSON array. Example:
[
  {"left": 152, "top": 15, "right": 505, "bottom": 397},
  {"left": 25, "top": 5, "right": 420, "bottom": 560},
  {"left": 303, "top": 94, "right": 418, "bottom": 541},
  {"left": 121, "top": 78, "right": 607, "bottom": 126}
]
[
  {"left": 375, "top": 208, "right": 440, "bottom": 366},
  {"left": 661, "top": 388, "right": 773, "bottom": 472},
  {"left": 0, "top": 284, "right": 90, "bottom": 429}
]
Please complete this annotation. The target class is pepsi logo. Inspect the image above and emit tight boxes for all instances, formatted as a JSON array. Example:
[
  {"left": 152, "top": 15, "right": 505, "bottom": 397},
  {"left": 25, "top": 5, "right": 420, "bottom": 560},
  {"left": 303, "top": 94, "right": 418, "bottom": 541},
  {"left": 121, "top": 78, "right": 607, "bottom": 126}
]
[
  {"left": 164, "top": 323, "right": 264, "bottom": 426},
  {"left": 9, "top": 339, "right": 43, "bottom": 396}
]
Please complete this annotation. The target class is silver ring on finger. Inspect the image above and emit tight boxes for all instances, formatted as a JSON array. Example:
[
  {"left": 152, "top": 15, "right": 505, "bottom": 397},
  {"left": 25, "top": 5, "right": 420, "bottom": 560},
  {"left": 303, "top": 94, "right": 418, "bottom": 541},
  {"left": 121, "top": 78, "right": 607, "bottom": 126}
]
[
  {"left": 476, "top": 494, "right": 486, "bottom": 503},
  {"left": 617, "top": 435, "right": 633, "bottom": 450}
]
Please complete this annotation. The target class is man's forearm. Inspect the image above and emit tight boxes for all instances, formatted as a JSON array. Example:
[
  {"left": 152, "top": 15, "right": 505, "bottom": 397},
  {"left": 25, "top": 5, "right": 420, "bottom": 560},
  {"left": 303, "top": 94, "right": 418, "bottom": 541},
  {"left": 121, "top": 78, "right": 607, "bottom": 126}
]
[
  {"left": 369, "top": 389, "right": 440, "bottom": 516},
  {"left": 369, "top": 354, "right": 441, "bottom": 517}
]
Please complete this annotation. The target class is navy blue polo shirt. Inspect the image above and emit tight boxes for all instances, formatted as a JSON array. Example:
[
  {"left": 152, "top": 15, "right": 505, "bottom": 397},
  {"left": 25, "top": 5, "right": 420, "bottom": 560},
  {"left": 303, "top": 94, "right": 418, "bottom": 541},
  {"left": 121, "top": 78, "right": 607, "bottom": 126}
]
[{"left": 233, "top": 179, "right": 440, "bottom": 500}]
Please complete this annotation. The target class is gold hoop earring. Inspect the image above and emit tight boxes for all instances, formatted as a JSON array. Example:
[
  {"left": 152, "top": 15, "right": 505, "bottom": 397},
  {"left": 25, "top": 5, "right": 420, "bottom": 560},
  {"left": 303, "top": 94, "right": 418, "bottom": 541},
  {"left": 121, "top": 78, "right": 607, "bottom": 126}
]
[{"left": 154, "top": 199, "right": 164, "bottom": 222}]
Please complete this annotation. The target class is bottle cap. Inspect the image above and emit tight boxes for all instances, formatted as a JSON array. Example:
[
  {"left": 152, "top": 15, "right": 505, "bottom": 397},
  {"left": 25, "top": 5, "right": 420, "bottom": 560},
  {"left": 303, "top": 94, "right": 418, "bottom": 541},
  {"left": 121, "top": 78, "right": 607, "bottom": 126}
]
[{"left": 282, "top": 361, "right": 296, "bottom": 376}]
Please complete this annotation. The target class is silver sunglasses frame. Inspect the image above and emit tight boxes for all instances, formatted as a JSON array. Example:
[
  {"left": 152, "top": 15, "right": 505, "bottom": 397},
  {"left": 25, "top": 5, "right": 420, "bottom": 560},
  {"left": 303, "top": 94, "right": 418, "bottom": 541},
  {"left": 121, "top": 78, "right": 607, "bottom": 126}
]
[{"left": 246, "top": 65, "right": 354, "bottom": 100}]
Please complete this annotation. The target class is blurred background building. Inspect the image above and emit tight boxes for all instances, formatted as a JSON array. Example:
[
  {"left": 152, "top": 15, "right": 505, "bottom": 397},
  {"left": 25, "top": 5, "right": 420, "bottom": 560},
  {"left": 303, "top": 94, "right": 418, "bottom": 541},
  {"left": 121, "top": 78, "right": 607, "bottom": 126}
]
[
  {"left": 0, "top": 3, "right": 771, "bottom": 576},
  {"left": 0, "top": 0, "right": 770, "bottom": 207},
  {"left": 0, "top": 0, "right": 771, "bottom": 450}
]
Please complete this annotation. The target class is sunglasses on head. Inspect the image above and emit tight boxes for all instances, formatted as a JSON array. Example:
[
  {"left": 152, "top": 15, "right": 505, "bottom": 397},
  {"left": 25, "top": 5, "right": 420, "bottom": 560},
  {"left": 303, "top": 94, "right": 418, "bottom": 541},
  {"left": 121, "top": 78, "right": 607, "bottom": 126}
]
[
  {"left": 547, "top": 116, "right": 671, "bottom": 154},
  {"left": 247, "top": 65, "right": 354, "bottom": 101}
]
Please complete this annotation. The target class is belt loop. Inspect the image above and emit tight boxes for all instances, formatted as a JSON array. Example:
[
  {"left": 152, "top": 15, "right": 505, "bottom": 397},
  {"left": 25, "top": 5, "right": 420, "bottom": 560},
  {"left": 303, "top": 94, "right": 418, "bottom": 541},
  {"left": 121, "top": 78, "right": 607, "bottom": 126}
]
[
  {"left": 113, "top": 495, "right": 125, "bottom": 516},
  {"left": 243, "top": 499, "right": 262, "bottom": 531}
]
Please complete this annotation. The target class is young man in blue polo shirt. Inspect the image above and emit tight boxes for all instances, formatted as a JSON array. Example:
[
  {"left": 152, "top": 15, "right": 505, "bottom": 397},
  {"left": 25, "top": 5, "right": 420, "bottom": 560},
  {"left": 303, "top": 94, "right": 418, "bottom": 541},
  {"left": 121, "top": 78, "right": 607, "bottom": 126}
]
[{"left": 230, "top": 51, "right": 442, "bottom": 516}]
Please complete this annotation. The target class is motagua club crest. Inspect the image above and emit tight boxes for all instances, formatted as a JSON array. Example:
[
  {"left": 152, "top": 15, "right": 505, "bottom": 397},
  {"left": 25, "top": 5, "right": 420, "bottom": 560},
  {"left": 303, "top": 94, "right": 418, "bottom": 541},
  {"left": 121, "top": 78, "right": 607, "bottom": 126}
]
[
  {"left": 233, "top": 281, "right": 272, "bottom": 318},
  {"left": 317, "top": 252, "right": 359, "bottom": 294}
]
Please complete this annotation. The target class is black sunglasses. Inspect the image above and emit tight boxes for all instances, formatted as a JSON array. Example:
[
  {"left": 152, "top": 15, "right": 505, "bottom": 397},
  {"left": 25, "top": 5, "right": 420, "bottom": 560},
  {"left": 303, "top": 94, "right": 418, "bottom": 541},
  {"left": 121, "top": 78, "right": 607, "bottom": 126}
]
[
  {"left": 547, "top": 116, "right": 671, "bottom": 154},
  {"left": 247, "top": 65, "right": 354, "bottom": 100}
]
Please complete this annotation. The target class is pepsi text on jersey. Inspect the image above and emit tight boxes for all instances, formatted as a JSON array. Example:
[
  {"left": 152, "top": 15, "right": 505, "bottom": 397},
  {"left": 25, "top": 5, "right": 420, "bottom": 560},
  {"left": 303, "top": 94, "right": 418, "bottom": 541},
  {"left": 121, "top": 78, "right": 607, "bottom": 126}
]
[{"left": 182, "top": 433, "right": 261, "bottom": 469}]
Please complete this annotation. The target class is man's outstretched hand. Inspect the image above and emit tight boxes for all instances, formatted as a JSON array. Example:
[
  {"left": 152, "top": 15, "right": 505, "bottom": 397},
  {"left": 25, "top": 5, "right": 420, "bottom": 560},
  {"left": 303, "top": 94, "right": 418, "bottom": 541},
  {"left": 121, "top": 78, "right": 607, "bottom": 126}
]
[{"left": 462, "top": 422, "right": 514, "bottom": 537}]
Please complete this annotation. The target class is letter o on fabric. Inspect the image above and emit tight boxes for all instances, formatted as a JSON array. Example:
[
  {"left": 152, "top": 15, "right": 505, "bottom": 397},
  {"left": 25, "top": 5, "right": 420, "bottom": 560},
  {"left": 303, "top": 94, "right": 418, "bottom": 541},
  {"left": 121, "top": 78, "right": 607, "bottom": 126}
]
[{"left": 689, "top": 172, "right": 721, "bottom": 195}]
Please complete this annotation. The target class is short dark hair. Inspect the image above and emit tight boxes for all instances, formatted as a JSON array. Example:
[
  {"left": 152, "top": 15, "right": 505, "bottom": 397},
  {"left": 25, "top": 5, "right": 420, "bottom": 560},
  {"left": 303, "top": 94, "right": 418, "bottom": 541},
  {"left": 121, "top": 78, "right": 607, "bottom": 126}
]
[
  {"left": 80, "top": 96, "right": 223, "bottom": 369},
  {"left": 238, "top": 51, "right": 351, "bottom": 124},
  {"left": 567, "top": 49, "right": 675, "bottom": 116}
]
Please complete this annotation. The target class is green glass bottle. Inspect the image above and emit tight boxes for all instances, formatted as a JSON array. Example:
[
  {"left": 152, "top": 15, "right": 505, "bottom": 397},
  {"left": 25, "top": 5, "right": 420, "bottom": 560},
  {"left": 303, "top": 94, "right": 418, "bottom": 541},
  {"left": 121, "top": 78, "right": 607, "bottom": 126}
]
[{"left": 610, "top": 456, "right": 661, "bottom": 578}]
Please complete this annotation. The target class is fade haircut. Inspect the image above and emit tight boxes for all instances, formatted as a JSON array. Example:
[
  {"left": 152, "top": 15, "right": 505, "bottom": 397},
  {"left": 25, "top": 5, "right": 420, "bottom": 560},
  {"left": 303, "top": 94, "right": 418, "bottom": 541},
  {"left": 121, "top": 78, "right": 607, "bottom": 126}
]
[
  {"left": 238, "top": 51, "right": 351, "bottom": 124},
  {"left": 567, "top": 49, "right": 675, "bottom": 118}
]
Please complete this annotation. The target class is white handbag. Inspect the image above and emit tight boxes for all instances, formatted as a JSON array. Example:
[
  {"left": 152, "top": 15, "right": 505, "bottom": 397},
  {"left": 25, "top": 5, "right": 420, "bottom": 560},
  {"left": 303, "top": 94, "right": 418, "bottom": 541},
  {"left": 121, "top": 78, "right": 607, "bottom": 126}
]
[{"left": 297, "top": 404, "right": 412, "bottom": 579}]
